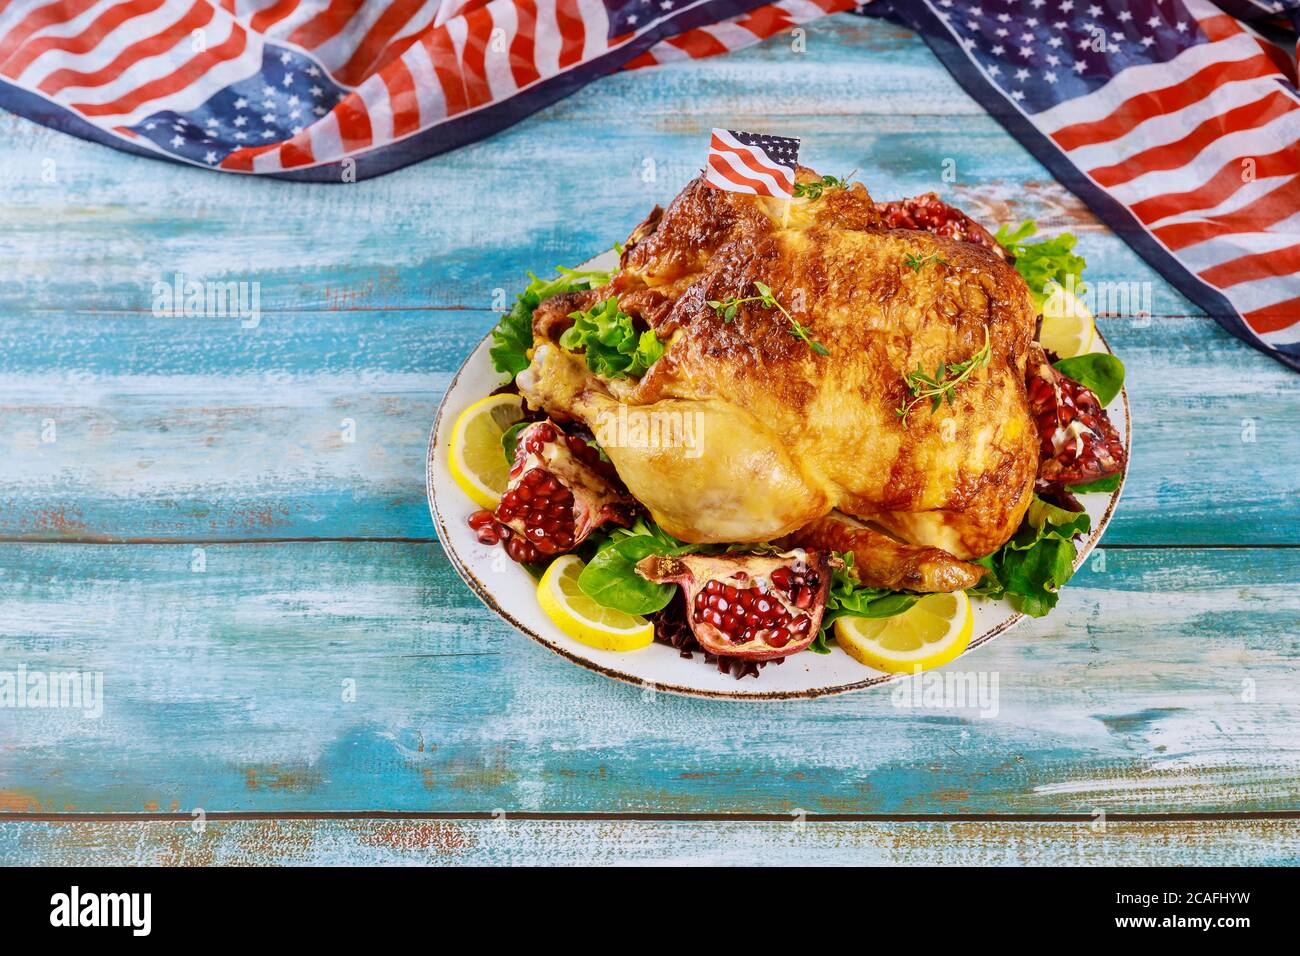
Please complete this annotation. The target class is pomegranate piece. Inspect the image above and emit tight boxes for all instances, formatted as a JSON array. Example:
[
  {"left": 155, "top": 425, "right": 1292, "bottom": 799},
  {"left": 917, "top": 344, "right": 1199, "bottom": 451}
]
[
  {"left": 635, "top": 550, "right": 835, "bottom": 661},
  {"left": 493, "top": 419, "right": 633, "bottom": 557},
  {"left": 1027, "top": 348, "right": 1126, "bottom": 488},
  {"left": 875, "top": 193, "right": 1004, "bottom": 256}
]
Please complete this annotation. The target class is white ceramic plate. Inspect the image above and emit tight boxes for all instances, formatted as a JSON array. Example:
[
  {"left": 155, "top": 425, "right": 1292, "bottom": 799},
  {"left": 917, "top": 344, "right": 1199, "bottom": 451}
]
[{"left": 427, "top": 251, "right": 1130, "bottom": 699}]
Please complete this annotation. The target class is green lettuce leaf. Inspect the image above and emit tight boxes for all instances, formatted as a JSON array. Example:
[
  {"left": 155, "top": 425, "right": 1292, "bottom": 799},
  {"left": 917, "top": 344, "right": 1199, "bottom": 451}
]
[
  {"left": 973, "top": 496, "right": 1091, "bottom": 617},
  {"left": 995, "top": 220, "right": 1087, "bottom": 309},
  {"left": 559, "top": 298, "right": 665, "bottom": 379},
  {"left": 809, "top": 553, "right": 917, "bottom": 653},
  {"left": 489, "top": 267, "right": 612, "bottom": 380}
]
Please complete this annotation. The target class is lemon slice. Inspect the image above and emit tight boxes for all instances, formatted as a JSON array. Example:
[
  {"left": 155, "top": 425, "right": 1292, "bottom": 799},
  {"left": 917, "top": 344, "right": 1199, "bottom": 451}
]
[
  {"left": 1038, "top": 285, "right": 1095, "bottom": 358},
  {"left": 448, "top": 394, "right": 527, "bottom": 508},
  {"left": 537, "top": 555, "right": 655, "bottom": 652},
  {"left": 834, "top": 591, "right": 973, "bottom": 673}
]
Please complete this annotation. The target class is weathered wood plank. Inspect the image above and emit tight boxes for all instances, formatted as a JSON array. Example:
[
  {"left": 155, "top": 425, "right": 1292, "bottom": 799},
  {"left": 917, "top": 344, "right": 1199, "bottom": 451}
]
[
  {"left": 0, "top": 15, "right": 1201, "bottom": 317},
  {"left": 1, "top": 542, "right": 1296, "bottom": 815},
  {"left": 0, "top": 313, "right": 1292, "bottom": 543},
  {"left": 1, "top": 817, "right": 1295, "bottom": 866}
]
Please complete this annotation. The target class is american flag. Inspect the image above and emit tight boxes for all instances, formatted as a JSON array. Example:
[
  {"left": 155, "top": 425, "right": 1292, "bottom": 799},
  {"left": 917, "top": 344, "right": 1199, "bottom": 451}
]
[
  {"left": 0, "top": 0, "right": 1297, "bottom": 369},
  {"left": 705, "top": 128, "right": 800, "bottom": 197}
]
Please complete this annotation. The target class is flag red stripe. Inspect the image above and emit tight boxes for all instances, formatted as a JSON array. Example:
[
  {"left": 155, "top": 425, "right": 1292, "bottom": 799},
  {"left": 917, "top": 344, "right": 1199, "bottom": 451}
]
[
  {"left": 668, "top": 29, "right": 728, "bottom": 59},
  {"left": 1088, "top": 90, "right": 1298, "bottom": 189},
  {"left": 334, "top": 0, "right": 424, "bottom": 87},
  {"left": 1197, "top": 13, "right": 1244, "bottom": 43},
  {"left": 220, "top": 142, "right": 277, "bottom": 172},
  {"left": 333, "top": 91, "right": 373, "bottom": 150},
  {"left": 378, "top": 55, "right": 419, "bottom": 136},
  {"left": 278, "top": 136, "right": 314, "bottom": 168},
  {"left": 706, "top": 152, "right": 772, "bottom": 194},
  {"left": 248, "top": 0, "right": 300, "bottom": 33},
  {"left": 509, "top": 0, "right": 540, "bottom": 88},
  {"left": 2, "top": 0, "right": 166, "bottom": 79},
  {"left": 1155, "top": 174, "right": 1300, "bottom": 250},
  {"left": 710, "top": 131, "right": 792, "bottom": 189},
  {"left": 1130, "top": 145, "right": 1300, "bottom": 225},
  {"left": 72, "top": 20, "right": 246, "bottom": 116},
  {"left": 287, "top": 0, "right": 365, "bottom": 51},
  {"left": 460, "top": 5, "right": 494, "bottom": 109},
  {"left": 1051, "top": 53, "right": 1280, "bottom": 152},
  {"left": 555, "top": 0, "right": 583, "bottom": 69},
  {"left": 0, "top": 0, "right": 99, "bottom": 64},
  {"left": 39, "top": 0, "right": 213, "bottom": 95},
  {"left": 423, "top": 26, "right": 468, "bottom": 117},
  {"left": 734, "top": 7, "right": 794, "bottom": 38},
  {"left": 1243, "top": 297, "right": 1300, "bottom": 335},
  {"left": 1200, "top": 242, "right": 1300, "bottom": 289}
]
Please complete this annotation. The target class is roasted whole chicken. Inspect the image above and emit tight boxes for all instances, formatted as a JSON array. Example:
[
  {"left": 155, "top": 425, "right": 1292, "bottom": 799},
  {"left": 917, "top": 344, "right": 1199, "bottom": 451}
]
[{"left": 513, "top": 168, "right": 1119, "bottom": 594}]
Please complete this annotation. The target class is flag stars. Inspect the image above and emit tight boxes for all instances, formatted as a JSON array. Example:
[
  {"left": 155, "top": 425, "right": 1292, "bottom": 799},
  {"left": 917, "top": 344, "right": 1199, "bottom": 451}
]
[
  {"left": 287, "top": 95, "right": 300, "bottom": 107},
  {"left": 261, "top": 112, "right": 275, "bottom": 123},
  {"left": 310, "top": 85, "right": 323, "bottom": 97},
  {"left": 169, "top": 134, "right": 184, "bottom": 147},
  {"left": 204, "top": 150, "right": 218, "bottom": 164},
  {"left": 1014, "top": 67, "right": 1029, "bottom": 80},
  {"left": 1044, "top": 70, "right": 1058, "bottom": 83},
  {"left": 234, "top": 97, "right": 247, "bottom": 109},
  {"left": 282, "top": 72, "right": 294, "bottom": 87},
  {"left": 233, "top": 115, "right": 247, "bottom": 127},
  {"left": 1018, "top": 45, "right": 1032, "bottom": 58},
  {"left": 306, "top": 65, "right": 320, "bottom": 77},
  {"left": 279, "top": 51, "right": 292, "bottom": 65},
  {"left": 262, "top": 85, "right": 276, "bottom": 97},
  {"left": 1140, "top": 35, "right": 1154, "bottom": 47}
]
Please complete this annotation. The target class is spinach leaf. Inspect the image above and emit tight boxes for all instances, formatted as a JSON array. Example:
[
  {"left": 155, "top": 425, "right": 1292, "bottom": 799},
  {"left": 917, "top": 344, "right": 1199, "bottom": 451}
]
[
  {"left": 489, "top": 267, "right": 612, "bottom": 380},
  {"left": 1069, "top": 473, "right": 1122, "bottom": 494},
  {"left": 500, "top": 421, "right": 528, "bottom": 464},
  {"left": 1053, "top": 353, "right": 1125, "bottom": 407},
  {"left": 578, "top": 535, "right": 678, "bottom": 615},
  {"left": 559, "top": 299, "right": 665, "bottom": 379}
]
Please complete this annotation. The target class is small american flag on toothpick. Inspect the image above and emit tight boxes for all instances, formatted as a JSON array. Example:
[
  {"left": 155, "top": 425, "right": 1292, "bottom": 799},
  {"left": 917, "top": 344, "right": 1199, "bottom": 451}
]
[{"left": 705, "top": 129, "right": 801, "bottom": 200}]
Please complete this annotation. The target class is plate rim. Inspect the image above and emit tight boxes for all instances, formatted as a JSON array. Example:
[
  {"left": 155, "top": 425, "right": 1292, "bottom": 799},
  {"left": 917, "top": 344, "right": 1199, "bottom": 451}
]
[{"left": 425, "top": 304, "right": 1131, "bottom": 701}]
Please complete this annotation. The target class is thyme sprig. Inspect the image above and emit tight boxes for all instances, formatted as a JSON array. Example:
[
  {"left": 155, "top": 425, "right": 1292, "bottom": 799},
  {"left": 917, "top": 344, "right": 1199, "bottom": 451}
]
[
  {"left": 792, "top": 170, "right": 857, "bottom": 201},
  {"left": 707, "top": 280, "right": 830, "bottom": 356},
  {"left": 903, "top": 251, "right": 950, "bottom": 272},
  {"left": 896, "top": 328, "right": 991, "bottom": 425}
]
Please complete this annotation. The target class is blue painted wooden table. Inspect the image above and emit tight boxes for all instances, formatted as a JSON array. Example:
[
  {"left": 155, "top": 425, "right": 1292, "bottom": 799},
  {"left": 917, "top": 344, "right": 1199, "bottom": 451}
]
[{"left": 1, "top": 14, "right": 1298, "bottom": 865}]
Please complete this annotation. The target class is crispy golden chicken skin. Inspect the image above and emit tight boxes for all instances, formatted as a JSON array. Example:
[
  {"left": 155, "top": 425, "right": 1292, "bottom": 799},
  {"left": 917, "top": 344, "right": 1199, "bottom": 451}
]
[{"left": 518, "top": 168, "right": 1039, "bottom": 569}]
